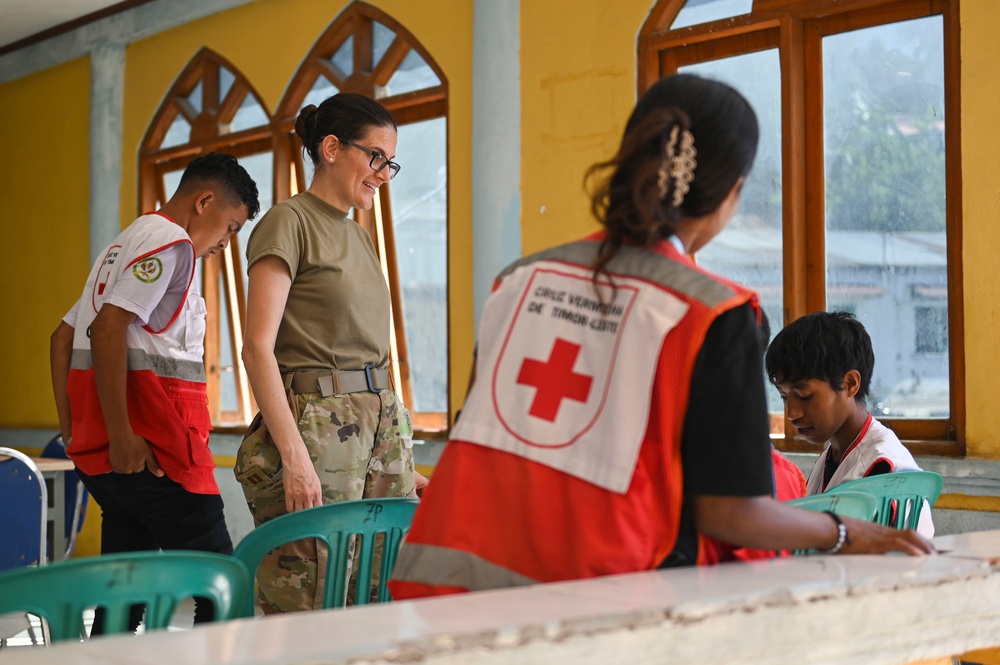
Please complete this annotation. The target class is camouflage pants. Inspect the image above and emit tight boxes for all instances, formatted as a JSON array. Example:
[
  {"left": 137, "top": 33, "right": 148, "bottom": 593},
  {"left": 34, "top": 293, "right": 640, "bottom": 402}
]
[{"left": 234, "top": 389, "right": 415, "bottom": 613}]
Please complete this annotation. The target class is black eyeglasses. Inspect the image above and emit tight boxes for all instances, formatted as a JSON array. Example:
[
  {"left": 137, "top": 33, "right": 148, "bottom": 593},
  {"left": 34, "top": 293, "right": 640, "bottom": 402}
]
[{"left": 340, "top": 139, "right": 401, "bottom": 179}]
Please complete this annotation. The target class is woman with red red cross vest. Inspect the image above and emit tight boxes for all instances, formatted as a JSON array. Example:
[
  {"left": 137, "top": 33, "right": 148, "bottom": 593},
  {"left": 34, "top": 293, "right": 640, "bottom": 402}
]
[{"left": 389, "top": 74, "right": 933, "bottom": 599}]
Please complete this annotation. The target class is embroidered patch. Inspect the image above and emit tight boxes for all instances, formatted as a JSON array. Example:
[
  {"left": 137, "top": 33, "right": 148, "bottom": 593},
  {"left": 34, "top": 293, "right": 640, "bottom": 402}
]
[{"left": 132, "top": 258, "right": 163, "bottom": 283}]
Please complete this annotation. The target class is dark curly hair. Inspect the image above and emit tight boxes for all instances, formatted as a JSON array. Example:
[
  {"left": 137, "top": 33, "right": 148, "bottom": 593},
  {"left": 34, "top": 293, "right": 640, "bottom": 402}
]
[
  {"left": 177, "top": 152, "right": 260, "bottom": 220},
  {"left": 588, "top": 74, "right": 758, "bottom": 276},
  {"left": 765, "top": 311, "right": 875, "bottom": 403}
]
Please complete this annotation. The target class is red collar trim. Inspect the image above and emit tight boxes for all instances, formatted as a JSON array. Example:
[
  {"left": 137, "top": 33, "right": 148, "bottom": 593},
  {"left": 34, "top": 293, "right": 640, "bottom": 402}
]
[
  {"left": 149, "top": 210, "right": 177, "bottom": 224},
  {"left": 820, "top": 413, "right": 873, "bottom": 492},
  {"left": 840, "top": 413, "right": 873, "bottom": 464}
]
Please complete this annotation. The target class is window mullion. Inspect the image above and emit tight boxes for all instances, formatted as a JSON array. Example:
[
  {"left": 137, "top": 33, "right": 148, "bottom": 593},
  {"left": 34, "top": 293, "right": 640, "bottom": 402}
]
[
  {"left": 802, "top": 19, "right": 827, "bottom": 317},
  {"left": 942, "top": 0, "right": 965, "bottom": 447},
  {"left": 779, "top": 15, "right": 808, "bottom": 328}
]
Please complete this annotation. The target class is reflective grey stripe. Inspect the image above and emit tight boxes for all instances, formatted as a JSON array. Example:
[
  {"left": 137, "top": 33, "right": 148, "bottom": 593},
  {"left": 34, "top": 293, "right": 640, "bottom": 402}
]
[
  {"left": 393, "top": 543, "right": 538, "bottom": 592},
  {"left": 497, "top": 240, "right": 739, "bottom": 309},
  {"left": 71, "top": 348, "right": 206, "bottom": 382}
]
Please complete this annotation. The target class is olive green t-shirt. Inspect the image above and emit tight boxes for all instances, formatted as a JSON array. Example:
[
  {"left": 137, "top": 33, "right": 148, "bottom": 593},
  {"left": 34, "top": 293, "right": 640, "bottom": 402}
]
[{"left": 246, "top": 192, "right": 390, "bottom": 373}]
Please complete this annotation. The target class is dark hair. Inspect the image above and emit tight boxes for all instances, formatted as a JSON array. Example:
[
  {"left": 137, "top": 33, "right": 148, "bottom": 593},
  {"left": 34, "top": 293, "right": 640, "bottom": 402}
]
[
  {"left": 177, "top": 152, "right": 260, "bottom": 220},
  {"left": 765, "top": 311, "right": 875, "bottom": 403},
  {"left": 589, "top": 74, "right": 759, "bottom": 274},
  {"left": 294, "top": 92, "right": 397, "bottom": 165}
]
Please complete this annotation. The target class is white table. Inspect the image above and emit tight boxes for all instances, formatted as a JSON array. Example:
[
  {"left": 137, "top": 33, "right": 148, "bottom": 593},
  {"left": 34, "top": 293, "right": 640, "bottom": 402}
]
[
  {"left": 4, "top": 530, "right": 1000, "bottom": 664},
  {"left": 27, "top": 457, "right": 75, "bottom": 562}
]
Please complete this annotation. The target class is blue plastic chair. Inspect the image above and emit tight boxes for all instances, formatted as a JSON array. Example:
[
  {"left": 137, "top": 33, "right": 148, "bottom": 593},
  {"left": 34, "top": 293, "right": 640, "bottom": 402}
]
[
  {"left": 40, "top": 436, "right": 88, "bottom": 559},
  {"left": 0, "top": 447, "right": 47, "bottom": 572},
  {"left": 0, "top": 551, "right": 252, "bottom": 643},
  {"left": 785, "top": 491, "right": 878, "bottom": 555},
  {"left": 233, "top": 498, "right": 419, "bottom": 615},
  {"left": 0, "top": 447, "right": 48, "bottom": 646}
]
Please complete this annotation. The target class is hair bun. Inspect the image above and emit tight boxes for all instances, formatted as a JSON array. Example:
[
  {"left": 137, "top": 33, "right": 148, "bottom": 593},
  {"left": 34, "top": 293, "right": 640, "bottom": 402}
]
[{"left": 294, "top": 104, "right": 319, "bottom": 145}]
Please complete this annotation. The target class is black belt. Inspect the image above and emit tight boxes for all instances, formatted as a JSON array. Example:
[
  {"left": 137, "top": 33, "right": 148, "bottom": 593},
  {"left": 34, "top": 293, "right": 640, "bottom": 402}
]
[{"left": 284, "top": 366, "right": 390, "bottom": 396}]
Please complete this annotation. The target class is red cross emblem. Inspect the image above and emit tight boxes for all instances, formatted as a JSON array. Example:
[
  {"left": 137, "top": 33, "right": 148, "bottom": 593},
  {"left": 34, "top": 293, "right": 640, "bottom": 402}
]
[{"left": 516, "top": 338, "right": 593, "bottom": 422}]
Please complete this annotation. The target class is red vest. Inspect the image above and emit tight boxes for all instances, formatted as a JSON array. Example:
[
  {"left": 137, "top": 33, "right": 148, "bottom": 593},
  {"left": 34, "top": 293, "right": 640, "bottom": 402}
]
[
  {"left": 390, "top": 236, "right": 757, "bottom": 599},
  {"left": 66, "top": 214, "right": 218, "bottom": 495}
]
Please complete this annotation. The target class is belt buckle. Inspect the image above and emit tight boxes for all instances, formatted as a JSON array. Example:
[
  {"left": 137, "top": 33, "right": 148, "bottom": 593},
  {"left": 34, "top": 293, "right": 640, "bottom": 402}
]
[{"left": 364, "top": 365, "right": 380, "bottom": 393}]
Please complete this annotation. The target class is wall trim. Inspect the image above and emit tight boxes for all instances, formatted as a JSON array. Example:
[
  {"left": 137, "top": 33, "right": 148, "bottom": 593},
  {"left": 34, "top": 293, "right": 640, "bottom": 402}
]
[{"left": 0, "top": 0, "right": 259, "bottom": 85}]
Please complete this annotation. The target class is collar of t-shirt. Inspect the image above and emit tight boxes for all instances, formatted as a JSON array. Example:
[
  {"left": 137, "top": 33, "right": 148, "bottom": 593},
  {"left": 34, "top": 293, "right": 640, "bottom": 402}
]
[{"left": 668, "top": 234, "right": 686, "bottom": 255}]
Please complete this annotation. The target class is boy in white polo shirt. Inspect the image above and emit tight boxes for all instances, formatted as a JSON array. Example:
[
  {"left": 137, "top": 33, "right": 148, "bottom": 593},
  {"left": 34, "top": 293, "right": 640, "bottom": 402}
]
[
  {"left": 765, "top": 311, "right": 934, "bottom": 538},
  {"left": 49, "top": 152, "right": 259, "bottom": 630}
]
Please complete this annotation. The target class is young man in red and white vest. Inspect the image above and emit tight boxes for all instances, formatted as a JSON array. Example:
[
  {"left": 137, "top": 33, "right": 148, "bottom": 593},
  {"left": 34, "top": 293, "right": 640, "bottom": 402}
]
[
  {"left": 50, "top": 152, "right": 258, "bottom": 625},
  {"left": 765, "top": 311, "right": 934, "bottom": 538}
]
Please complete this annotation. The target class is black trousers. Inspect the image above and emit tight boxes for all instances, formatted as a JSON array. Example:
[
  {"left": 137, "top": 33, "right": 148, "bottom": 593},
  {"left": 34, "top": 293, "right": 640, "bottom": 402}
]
[{"left": 76, "top": 469, "right": 233, "bottom": 633}]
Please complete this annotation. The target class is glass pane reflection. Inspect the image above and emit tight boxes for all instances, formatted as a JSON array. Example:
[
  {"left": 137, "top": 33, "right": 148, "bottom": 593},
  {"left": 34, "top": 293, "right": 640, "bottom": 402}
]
[
  {"left": 671, "top": 0, "right": 753, "bottom": 30},
  {"left": 331, "top": 36, "right": 354, "bottom": 77},
  {"left": 382, "top": 50, "right": 440, "bottom": 98},
  {"left": 680, "top": 49, "right": 783, "bottom": 413},
  {"left": 823, "top": 16, "right": 948, "bottom": 419},
  {"left": 391, "top": 117, "right": 448, "bottom": 413}
]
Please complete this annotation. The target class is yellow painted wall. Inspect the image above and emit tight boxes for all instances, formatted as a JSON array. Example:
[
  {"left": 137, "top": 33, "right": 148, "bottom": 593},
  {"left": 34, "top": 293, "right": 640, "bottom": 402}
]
[
  {"left": 0, "top": 57, "right": 90, "bottom": 427},
  {"left": 520, "top": 0, "right": 653, "bottom": 255},
  {"left": 959, "top": 0, "right": 1000, "bottom": 459}
]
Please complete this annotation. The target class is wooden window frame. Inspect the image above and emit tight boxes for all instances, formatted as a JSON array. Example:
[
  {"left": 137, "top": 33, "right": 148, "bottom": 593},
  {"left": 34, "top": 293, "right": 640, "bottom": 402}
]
[
  {"left": 138, "top": 47, "right": 272, "bottom": 427},
  {"left": 275, "top": 2, "right": 451, "bottom": 435},
  {"left": 640, "top": 0, "right": 964, "bottom": 456}
]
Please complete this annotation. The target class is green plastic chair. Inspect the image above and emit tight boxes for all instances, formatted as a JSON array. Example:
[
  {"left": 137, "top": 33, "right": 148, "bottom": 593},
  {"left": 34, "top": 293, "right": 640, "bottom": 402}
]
[
  {"left": 826, "top": 470, "right": 943, "bottom": 530},
  {"left": 785, "top": 491, "right": 878, "bottom": 555},
  {"left": 786, "top": 491, "right": 879, "bottom": 521},
  {"left": 0, "top": 551, "right": 252, "bottom": 643},
  {"left": 233, "top": 497, "right": 419, "bottom": 615}
]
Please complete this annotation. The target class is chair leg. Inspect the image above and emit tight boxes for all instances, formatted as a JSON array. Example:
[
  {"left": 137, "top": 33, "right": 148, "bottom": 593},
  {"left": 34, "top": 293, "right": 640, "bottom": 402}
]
[{"left": 65, "top": 481, "right": 86, "bottom": 559}]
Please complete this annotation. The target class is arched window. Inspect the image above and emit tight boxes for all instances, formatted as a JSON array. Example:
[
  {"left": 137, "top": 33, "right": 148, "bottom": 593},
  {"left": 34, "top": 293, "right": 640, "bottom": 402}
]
[
  {"left": 277, "top": 2, "right": 450, "bottom": 431},
  {"left": 641, "top": 0, "right": 963, "bottom": 454},
  {"left": 139, "top": 48, "right": 273, "bottom": 426}
]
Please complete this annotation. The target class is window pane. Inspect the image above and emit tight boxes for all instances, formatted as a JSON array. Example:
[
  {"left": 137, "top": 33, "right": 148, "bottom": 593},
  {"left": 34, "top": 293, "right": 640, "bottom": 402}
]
[
  {"left": 229, "top": 92, "right": 269, "bottom": 132},
  {"left": 161, "top": 115, "right": 191, "bottom": 149},
  {"left": 220, "top": 67, "right": 235, "bottom": 101},
  {"left": 672, "top": 0, "right": 753, "bottom": 30},
  {"left": 163, "top": 169, "right": 182, "bottom": 204},
  {"left": 331, "top": 35, "right": 354, "bottom": 77},
  {"left": 303, "top": 75, "right": 339, "bottom": 109},
  {"left": 392, "top": 117, "right": 448, "bottom": 413},
  {"left": 381, "top": 50, "right": 440, "bottom": 98},
  {"left": 219, "top": 269, "right": 238, "bottom": 413},
  {"left": 823, "top": 17, "right": 948, "bottom": 419},
  {"left": 234, "top": 152, "right": 275, "bottom": 298},
  {"left": 186, "top": 81, "right": 203, "bottom": 114},
  {"left": 373, "top": 21, "right": 396, "bottom": 65},
  {"left": 680, "top": 49, "right": 784, "bottom": 412}
]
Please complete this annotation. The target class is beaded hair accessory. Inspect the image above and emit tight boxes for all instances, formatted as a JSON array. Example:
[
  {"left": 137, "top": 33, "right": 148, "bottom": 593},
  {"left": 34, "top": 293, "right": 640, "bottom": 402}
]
[{"left": 656, "top": 125, "right": 698, "bottom": 208}]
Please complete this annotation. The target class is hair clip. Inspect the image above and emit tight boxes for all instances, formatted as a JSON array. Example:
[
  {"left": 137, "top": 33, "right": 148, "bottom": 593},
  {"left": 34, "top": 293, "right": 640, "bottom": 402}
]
[{"left": 657, "top": 125, "right": 697, "bottom": 207}]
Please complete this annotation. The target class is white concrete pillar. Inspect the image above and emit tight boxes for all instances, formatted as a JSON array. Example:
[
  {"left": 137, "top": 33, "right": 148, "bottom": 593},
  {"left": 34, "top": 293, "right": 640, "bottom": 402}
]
[
  {"left": 89, "top": 42, "right": 125, "bottom": 263},
  {"left": 471, "top": 0, "right": 522, "bottom": 326}
]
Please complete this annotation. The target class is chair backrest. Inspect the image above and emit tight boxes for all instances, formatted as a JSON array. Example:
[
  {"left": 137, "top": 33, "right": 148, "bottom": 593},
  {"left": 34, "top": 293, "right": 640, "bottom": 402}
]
[
  {"left": 232, "top": 498, "right": 419, "bottom": 614},
  {"left": 41, "top": 435, "right": 89, "bottom": 558},
  {"left": 826, "top": 471, "right": 943, "bottom": 530},
  {"left": 0, "top": 551, "right": 252, "bottom": 642},
  {"left": 785, "top": 491, "right": 878, "bottom": 556},
  {"left": 786, "top": 491, "right": 879, "bottom": 521},
  {"left": 0, "top": 447, "right": 47, "bottom": 572}
]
